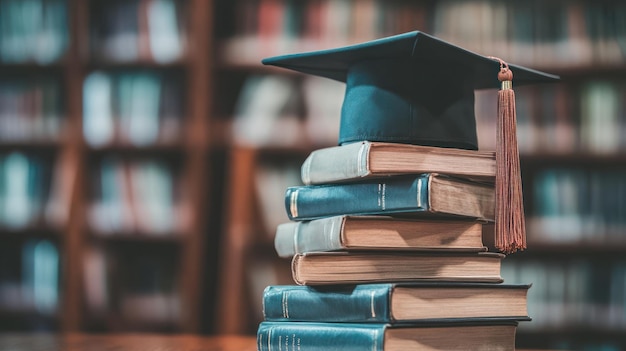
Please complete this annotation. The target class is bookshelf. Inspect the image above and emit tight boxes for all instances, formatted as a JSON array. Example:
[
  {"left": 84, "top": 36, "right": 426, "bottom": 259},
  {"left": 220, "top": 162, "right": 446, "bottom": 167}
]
[
  {"left": 214, "top": 0, "right": 626, "bottom": 350},
  {"left": 2, "top": 0, "right": 625, "bottom": 346},
  {"left": 0, "top": 0, "right": 217, "bottom": 333}
]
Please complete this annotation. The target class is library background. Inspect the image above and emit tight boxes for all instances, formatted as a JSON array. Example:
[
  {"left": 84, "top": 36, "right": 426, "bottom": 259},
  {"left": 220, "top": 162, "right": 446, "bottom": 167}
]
[{"left": 0, "top": 0, "right": 624, "bottom": 350}]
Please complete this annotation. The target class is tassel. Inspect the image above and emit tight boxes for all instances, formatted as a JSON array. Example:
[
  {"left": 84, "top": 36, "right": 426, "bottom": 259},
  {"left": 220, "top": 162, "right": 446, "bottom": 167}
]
[{"left": 489, "top": 57, "right": 526, "bottom": 254}]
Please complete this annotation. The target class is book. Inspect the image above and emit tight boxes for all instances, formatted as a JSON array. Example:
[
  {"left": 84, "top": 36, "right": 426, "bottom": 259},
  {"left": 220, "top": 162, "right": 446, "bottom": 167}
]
[
  {"left": 274, "top": 216, "right": 486, "bottom": 258},
  {"left": 285, "top": 173, "right": 494, "bottom": 221},
  {"left": 263, "top": 283, "right": 531, "bottom": 322},
  {"left": 301, "top": 141, "right": 496, "bottom": 185},
  {"left": 257, "top": 320, "right": 517, "bottom": 351},
  {"left": 291, "top": 252, "right": 504, "bottom": 285}
]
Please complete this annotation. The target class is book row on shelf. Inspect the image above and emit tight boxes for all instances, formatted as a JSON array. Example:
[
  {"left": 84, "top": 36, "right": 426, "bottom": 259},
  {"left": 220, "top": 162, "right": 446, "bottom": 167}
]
[
  {"left": 433, "top": 0, "right": 626, "bottom": 67},
  {"left": 0, "top": 76, "right": 64, "bottom": 142},
  {"left": 503, "top": 258, "right": 626, "bottom": 332},
  {"left": 233, "top": 74, "right": 342, "bottom": 147},
  {"left": 221, "top": 0, "right": 428, "bottom": 61},
  {"left": 233, "top": 73, "right": 626, "bottom": 155},
  {"left": 0, "top": 0, "right": 68, "bottom": 64},
  {"left": 0, "top": 152, "right": 53, "bottom": 230},
  {"left": 221, "top": 0, "right": 626, "bottom": 67},
  {"left": 1, "top": 69, "right": 185, "bottom": 147},
  {"left": 0, "top": 0, "right": 188, "bottom": 65},
  {"left": 0, "top": 240, "right": 59, "bottom": 317},
  {"left": 1, "top": 214, "right": 183, "bottom": 327},
  {"left": 0, "top": 149, "right": 185, "bottom": 237},
  {"left": 450, "top": 80, "right": 626, "bottom": 154},
  {"left": 478, "top": 80, "right": 626, "bottom": 154},
  {"left": 89, "top": 157, "right": 188, "bottom": 237},
  {"left": 83, "top": 70, "right": 183, "bottom": 147},
  {"left": 89, "top": 0, "right": 186, "bottom": 64},
  {"left": 83, "top": 246, "right": 180, "bottom": 328},
  {"left": 529, "top": 168, "right": 626, "bottom": 243}
]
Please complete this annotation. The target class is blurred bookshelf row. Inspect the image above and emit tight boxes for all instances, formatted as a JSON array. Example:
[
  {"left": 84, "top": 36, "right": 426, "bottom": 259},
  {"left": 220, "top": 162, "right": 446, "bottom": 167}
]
[
  {"left": 0, "top": 0, "right": 214, "bottom": 334},
  {"left": 1, "top": 1, "right": 626, "bottom": 350},
  {"left": 218, "top": 0, "right": 626, "bottom": 68},
  {"left": 0, "top": 77, "right": 64, "bottom": 142},
  {"left": 503, "top": 258, "right": 626, "bottom": 351},
  {"left": 88, "top": 0, "right": 186, "bottom": 64},
  {"left": 477, "top": 80, "right": 626, "bottom": 154},
  {"left": 231, "top": 74, "right": 626, "bottom": 155},
  {"left": 0, "top": 240, "right": 59, "bottom": 330},
  {"left": 88, "top": 157, "right": 187, "bottom": 237},
  {"left": 83, "top": 70, "right": 184, "bottom": 147},
  {"left": 0, "top": 0, "right": 69, "bottom": 64},
  {"left": 83, "top": 245, "right": 181, "bottom": 331},
  {"left": 529, "top": 168, "right": 626, "bottom": 244}
]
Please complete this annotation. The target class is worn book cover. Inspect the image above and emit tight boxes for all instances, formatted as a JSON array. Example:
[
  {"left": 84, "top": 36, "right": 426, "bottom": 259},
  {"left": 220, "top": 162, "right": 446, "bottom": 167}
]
[{"left": 285, "top": 173, "right": 494, "bottom": 221}]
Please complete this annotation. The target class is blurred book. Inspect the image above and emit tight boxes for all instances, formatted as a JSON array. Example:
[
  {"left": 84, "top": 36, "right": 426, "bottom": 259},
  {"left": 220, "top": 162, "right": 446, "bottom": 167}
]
[
  {"left": 88, "top": 157, "right": 182, "bottom": 236},
  {"left": 0, "top": 0, "right": 69, "bottom": 64},
  {"left": 83, "top": 71, "right": 183, "bottom": 147},
  {"left": 90, "top": 0, "right": 185, "bottom": 63}
]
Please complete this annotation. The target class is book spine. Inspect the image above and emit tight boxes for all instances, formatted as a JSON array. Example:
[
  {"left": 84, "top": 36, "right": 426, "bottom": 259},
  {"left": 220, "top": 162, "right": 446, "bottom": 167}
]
[
  {"left": 274, "top": 216, "right": 345, "bottom": 257},
  {"left": 262, "top": 284, "right": 392, "bottom": 322},
  {"left": 301, "top": 141, "right": 370, "bottom": 185},
  {"left": 285, "top": 175, "right": 429, "bottom": 220},
  {"left": 257, "top": 322, "right": 385, "bottom": 351}
]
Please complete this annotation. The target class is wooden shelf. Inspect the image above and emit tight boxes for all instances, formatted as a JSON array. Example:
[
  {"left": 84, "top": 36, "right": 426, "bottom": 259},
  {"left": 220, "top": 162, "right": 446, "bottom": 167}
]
[
  {"left": 507, "top": 241, "right": 626, "bottom": 258},
  {"left": 89, "top": 232, "right": 185, "bottom": 245},
  {"left": 0, "top": 226, "right": 64, "bottom": 241},
  {"left": 0, "top": 308, "right": 60, "bottom": 331},
  {"left": 521, "top": 153, "right": 626, "bottom": 167},
  {"left": 85, "top": 143, "right": 187, "bottom": 157},
  {"left": 86, "top": 59, "right": 190, "bottom": 70},
  {"left": 0, "top": 140, "right": 66, "bottom": 152},
  {"left": 0, "top": 0, "right": 215, "bottom": 334}
]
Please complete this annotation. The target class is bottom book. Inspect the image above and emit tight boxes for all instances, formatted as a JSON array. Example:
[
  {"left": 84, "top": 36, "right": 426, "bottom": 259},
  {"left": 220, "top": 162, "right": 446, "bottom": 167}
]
[{"left": 257, "top": 321, "right": 518, "bottom": 351}]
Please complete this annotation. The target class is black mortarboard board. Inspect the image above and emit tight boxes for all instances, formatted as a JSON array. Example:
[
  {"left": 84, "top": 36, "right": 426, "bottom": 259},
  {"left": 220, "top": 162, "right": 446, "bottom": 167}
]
[{"left": 262, "top": 31, "right": 559, "bottom": 150}]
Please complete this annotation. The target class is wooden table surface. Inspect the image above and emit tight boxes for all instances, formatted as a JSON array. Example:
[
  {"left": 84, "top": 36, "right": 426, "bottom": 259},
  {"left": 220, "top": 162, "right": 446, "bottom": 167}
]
[
  {"left": 0, "top": 333, "right": 565, "bottom": 351},
  {"left": 0, "top": 334, "right": 258, "bottom": 351}
]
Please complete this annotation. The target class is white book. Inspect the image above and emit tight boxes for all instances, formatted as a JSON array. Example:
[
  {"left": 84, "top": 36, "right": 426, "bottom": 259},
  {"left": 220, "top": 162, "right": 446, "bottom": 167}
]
[{"left": 83, "top": 72, "right": 114, "bottom": 146}]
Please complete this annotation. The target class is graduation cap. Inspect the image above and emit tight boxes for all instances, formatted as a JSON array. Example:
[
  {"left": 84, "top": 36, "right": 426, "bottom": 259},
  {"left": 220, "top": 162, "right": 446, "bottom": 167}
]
[{"left": 262, "top": 31, "right": 559, "bottom": 254}]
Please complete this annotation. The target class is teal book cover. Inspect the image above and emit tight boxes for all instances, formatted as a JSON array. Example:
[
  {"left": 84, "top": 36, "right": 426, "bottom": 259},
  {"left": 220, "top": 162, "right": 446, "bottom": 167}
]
[
  {"left": 262, "top": 283, "right": 531, "bottom": 323},
  {"left": 257, "top": 320, "right": 518, "bottom": 351},
  {"left": 285, "top": 173, "right": 494, "bottom": 221}
]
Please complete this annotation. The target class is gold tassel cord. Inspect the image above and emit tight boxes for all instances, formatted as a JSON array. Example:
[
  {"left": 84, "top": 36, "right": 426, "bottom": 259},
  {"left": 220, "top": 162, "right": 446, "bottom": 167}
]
[{"left": 489, "top": 57, "right": 527, "bottom": 254}]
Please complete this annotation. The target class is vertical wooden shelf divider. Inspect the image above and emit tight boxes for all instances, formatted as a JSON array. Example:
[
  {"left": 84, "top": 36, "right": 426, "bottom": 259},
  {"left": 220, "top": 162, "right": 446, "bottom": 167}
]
[
  {"left": 179, "top": 0, "right": 213, "bottom": 333},
  {"left": 215, "top": 147, "right": 259, "bottom": 334},
  {"left": 61, "top": 0, "right": 88, "bottom": 332}
]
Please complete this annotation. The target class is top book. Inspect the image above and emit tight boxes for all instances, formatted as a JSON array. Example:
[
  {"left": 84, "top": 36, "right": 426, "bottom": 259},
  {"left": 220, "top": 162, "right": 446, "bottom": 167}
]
[{"left": 301, "top": 141, "right": 495, "bottom": 185}]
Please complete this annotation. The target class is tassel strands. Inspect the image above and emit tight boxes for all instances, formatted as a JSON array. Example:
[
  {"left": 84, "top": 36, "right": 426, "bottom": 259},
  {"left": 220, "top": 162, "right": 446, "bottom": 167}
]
[{"left": 489, "top": 57, "right": 526, "bottom": 254}]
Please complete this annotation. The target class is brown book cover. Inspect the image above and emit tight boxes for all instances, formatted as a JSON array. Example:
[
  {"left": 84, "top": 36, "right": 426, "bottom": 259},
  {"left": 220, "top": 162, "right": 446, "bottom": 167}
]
[{"left": 291, "top": 251, "right": 504, "bottom": 285}]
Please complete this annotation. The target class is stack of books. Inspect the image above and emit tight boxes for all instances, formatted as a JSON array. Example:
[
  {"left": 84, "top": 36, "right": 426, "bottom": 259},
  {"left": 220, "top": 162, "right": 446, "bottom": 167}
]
[
  {"left": 257, "top": 145, "right": 530, "bottom": 351},
  {"left": 254, "top": 31, "right": 557, "bottom": 351}
]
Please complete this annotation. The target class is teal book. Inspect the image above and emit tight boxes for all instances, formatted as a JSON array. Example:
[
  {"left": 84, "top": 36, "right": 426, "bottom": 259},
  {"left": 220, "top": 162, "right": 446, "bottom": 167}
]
[
  {"left": 284, "top": 173, "right": 494, "bottom": 221},
  {"left": 262, "top": 283, "right": 531, "bottom": 323},
  {"left": 257, "top": 320, "right": 517, "bottom": 351}
]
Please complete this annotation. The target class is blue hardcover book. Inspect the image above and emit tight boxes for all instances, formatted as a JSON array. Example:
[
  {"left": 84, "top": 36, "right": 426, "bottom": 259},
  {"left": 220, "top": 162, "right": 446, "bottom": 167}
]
[
  {"left": 257, "top": 320, "right": 518, "bottom": 351},
  {"left": 263, "top": 283, "right": 531, "bottom": 323},
  {"left": 284, "top": 173, "right": 494, "bottom": 221}
]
